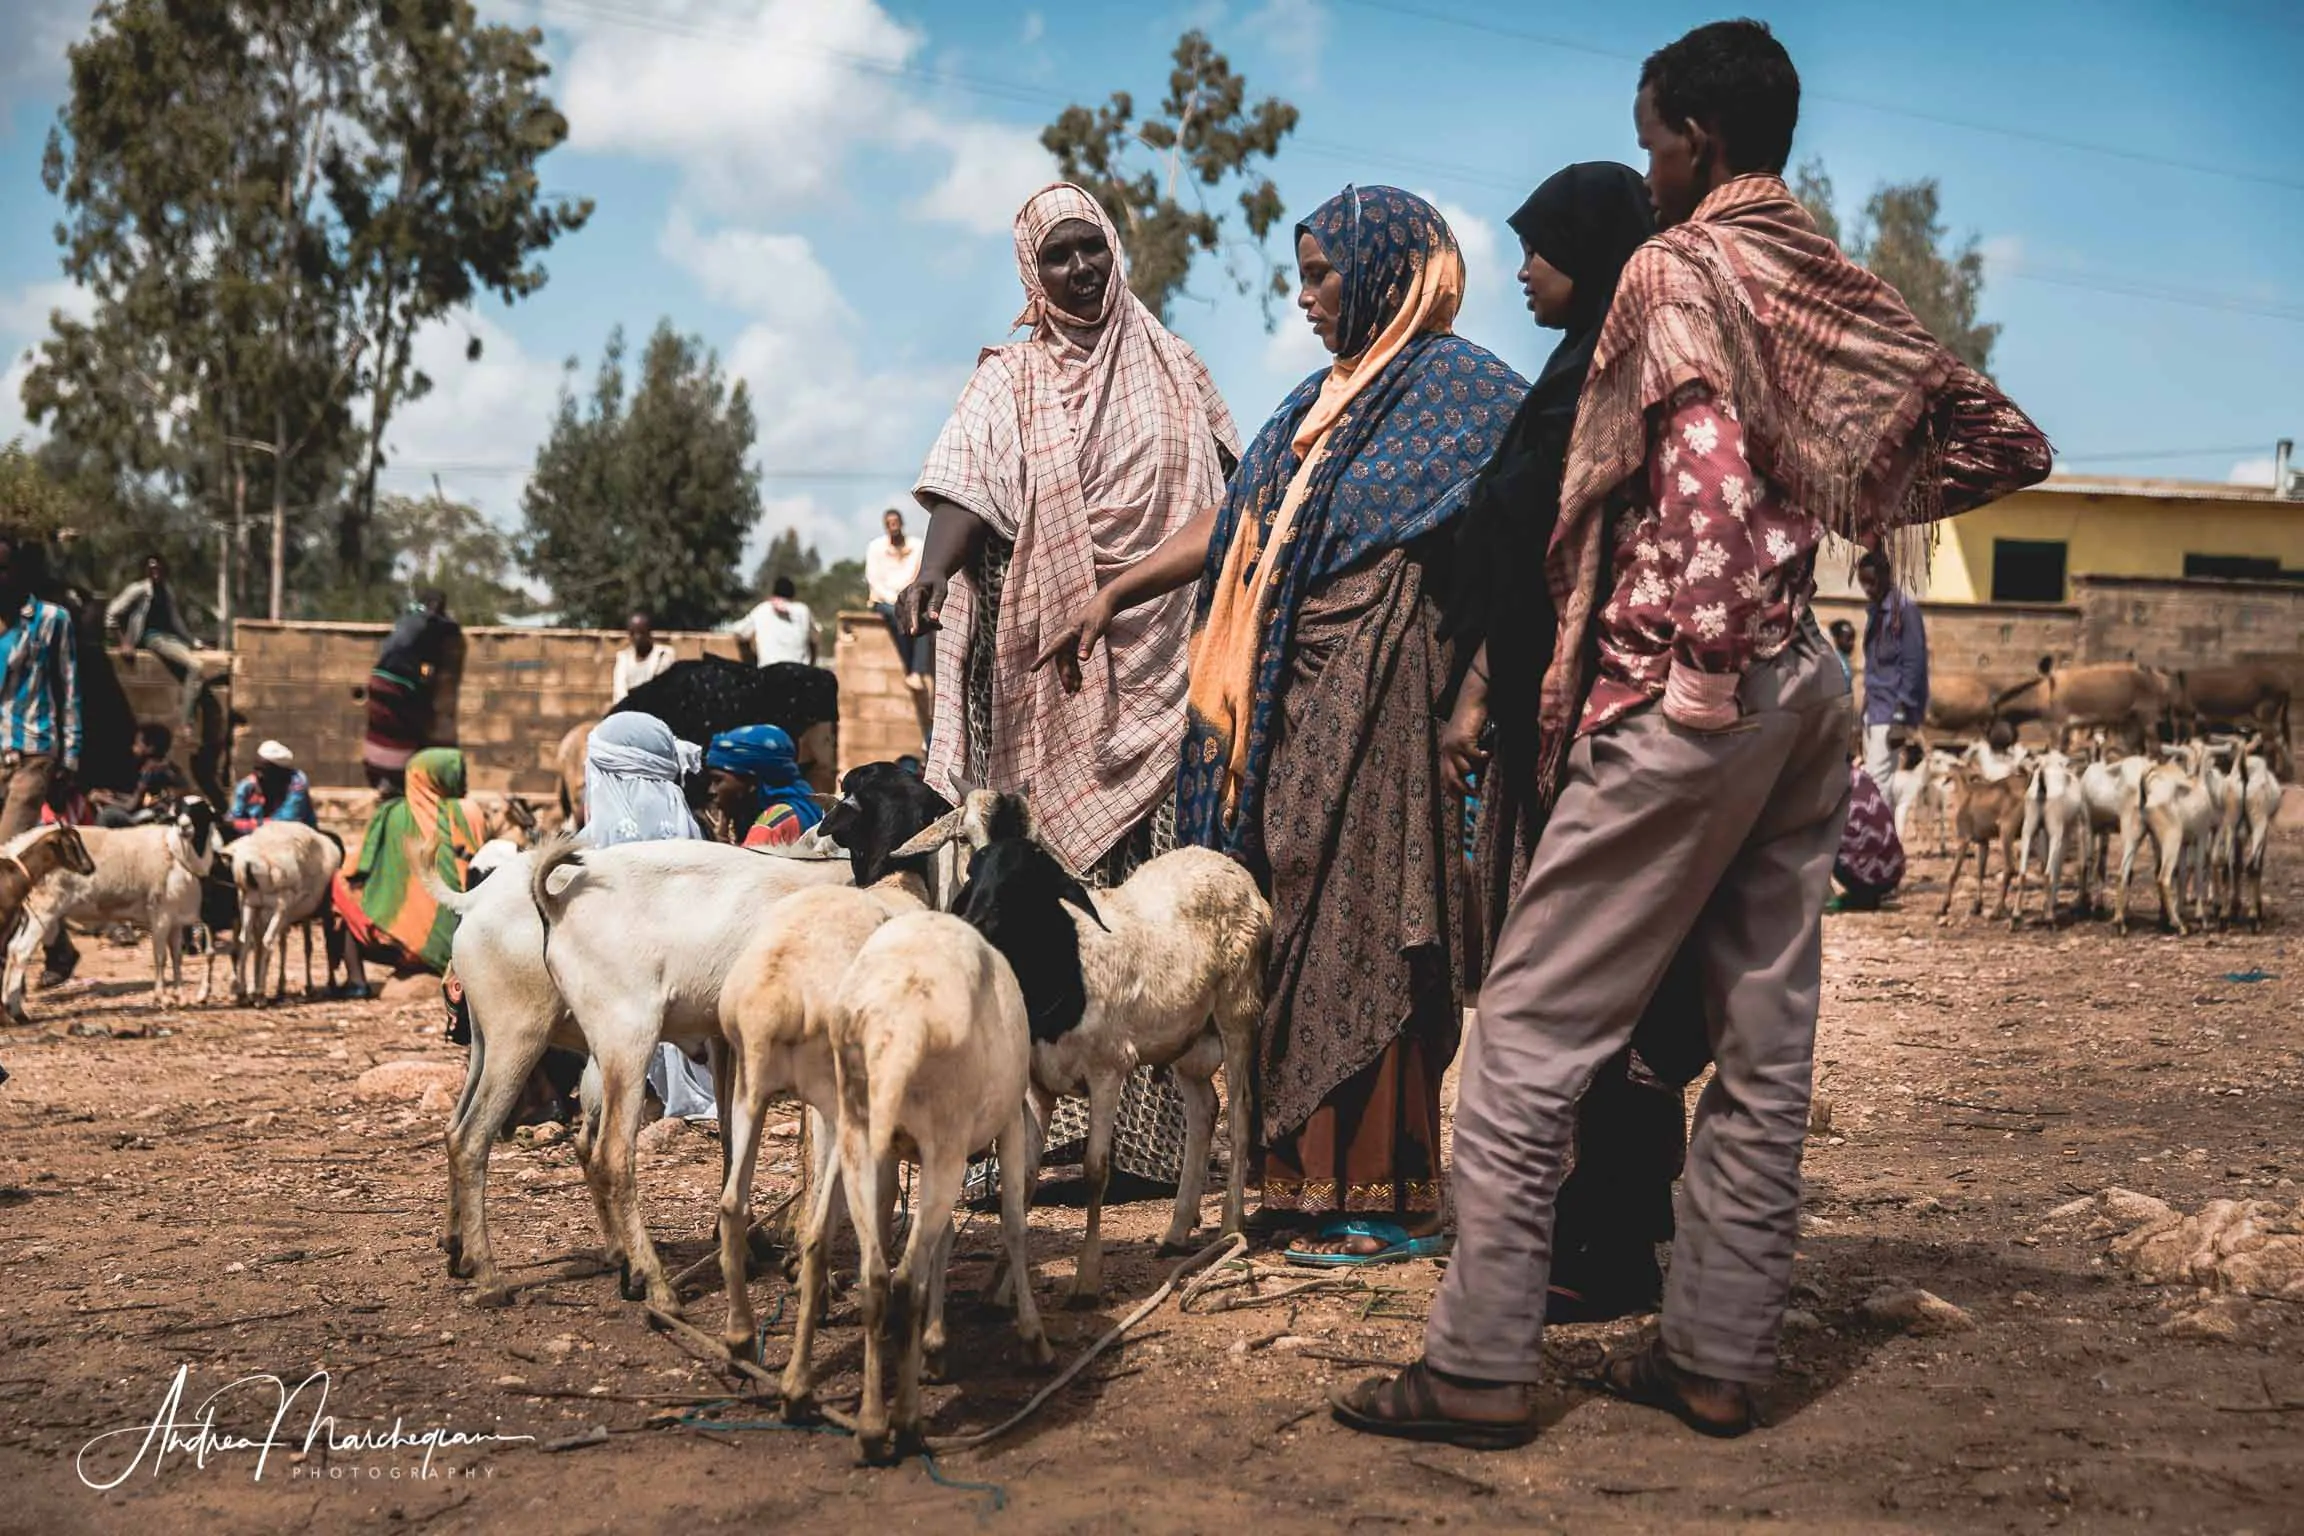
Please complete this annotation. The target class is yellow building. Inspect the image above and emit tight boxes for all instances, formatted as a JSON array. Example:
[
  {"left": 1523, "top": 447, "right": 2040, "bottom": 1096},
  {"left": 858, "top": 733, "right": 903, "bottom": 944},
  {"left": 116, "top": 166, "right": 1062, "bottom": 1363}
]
[{"left": 1820, "top": 472, "right": 2304, "bottom": 605}]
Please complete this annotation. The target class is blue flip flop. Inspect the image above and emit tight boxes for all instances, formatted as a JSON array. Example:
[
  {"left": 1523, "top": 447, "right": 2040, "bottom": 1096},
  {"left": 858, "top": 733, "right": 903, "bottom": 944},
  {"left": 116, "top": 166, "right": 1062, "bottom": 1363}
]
[{"left": 1286, "top": 1218, "right": 1449, "bottom": 1268}]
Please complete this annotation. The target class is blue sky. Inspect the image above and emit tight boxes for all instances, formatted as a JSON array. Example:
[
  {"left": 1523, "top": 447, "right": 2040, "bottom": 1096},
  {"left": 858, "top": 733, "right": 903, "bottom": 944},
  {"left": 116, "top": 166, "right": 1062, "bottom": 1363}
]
[{"left": 2, "top": 0, "right": 2299, "bottom": 575}]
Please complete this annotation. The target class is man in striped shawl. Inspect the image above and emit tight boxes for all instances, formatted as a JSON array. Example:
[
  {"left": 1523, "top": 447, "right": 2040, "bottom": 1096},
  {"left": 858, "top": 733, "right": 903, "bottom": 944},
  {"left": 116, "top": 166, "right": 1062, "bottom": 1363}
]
[{"left": 1338, "top": 20, "right": 2051, "bottom": 1449}]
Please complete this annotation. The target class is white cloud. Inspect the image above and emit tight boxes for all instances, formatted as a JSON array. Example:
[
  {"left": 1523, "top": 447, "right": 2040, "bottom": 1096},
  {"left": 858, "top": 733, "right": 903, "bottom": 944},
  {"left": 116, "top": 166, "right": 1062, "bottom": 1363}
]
[
  {"left": 2229, "top": 456, "right": 2275, "bottom": 488},
  {"left": 555, "top": 0, "right": 923, "bottom": 215},
  {"left": 0, "top": 280, "right": 94, "bottom": 447},
  {"left": 1431, "top": 196, "right": 1522, "bottom": 361},
  {"left": 906, "top": 121, "right": 1054, "bottom": 236},
  {"left": 658, "top": 210, "right": 964, "bottom": 554},
  {"left": 658, "top": 209, "right": 853, "bottom": 332},
  {"left": 1979, "top": 234, "right": 2025, "bottom": 277},
  {"left": 1018, "top": 11, "right": 1046, "bottom": 47},
  {"left": 0, "top": 0, "right": 88, "bottom": 119},
  {"left": 1243, "top": 0, "right": 1330, "bottom": 89},
  {"left": 1262, "top": 309, "right": 1327, "bottom": 380},
  {"left": 551, "top": 0, "right": 1048, "bottom": 234},
  {"left": 376, "top": 311, "right": 565, "bottom": 524}
]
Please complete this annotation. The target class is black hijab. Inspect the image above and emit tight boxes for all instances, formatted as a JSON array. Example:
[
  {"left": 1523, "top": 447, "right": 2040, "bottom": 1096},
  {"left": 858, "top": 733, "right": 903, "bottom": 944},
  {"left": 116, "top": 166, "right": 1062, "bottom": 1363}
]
[
  {"left": 1445, "top": 162, "right": 1652, "bottom": 801},
  {"left": 1511, "top": 162, "right": 1656, "bottom": 412}
]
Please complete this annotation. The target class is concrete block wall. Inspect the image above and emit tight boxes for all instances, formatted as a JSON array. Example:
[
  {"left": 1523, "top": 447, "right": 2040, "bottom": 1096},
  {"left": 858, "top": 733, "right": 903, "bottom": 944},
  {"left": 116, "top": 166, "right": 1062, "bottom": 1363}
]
[
  {"left": 1810, "top": 596, "right": 2081, "bottom": 682},
  {"left": 834, "top": 609, "right": 929, "bottom": 776},
  {"left": 2072, "top": 576, "right": 2304, "bottom": 672},
  {"left": 229, "top": 621, "right": 742, "bottom": 795}
]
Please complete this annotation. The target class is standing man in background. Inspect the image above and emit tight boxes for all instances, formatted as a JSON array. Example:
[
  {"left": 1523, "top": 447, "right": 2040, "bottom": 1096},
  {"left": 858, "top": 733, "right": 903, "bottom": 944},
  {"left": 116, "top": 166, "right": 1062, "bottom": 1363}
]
[
  {"left": 865, "top": 508, "right": 931, "bottom": 692},
  {"left": 0, "top": 531, "right": 83, "bottom": 842},
  {"left": 734, "top": 576, "right": 815, "bottom": 667},
  {"left": 1858, "top": 549, "right": 1928, "bottom": 794},
  {"left": 106, "top": 553, "right": 206, "bottom": 726},
  {"left": 611, "top": 610, "right": 675, "bottom": 703}
]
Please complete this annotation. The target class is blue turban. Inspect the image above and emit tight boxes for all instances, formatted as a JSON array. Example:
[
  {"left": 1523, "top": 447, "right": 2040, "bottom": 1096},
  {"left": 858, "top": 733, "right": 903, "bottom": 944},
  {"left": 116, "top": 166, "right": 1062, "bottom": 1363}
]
[{"left": 706, "top": 724, "right": 818, "bottom": 829}]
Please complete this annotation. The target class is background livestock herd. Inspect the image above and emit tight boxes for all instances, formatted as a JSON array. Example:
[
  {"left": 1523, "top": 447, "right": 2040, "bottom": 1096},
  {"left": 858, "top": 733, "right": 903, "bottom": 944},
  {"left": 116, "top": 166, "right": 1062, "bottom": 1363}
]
[{"left": 1901, "top": 658, "right": 2289, "bottom": 941}]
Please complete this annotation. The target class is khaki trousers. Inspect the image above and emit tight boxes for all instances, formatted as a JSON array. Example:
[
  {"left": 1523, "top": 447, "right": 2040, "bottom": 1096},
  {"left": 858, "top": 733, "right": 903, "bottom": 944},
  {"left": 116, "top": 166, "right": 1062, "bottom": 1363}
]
[
  {"left": 0, "top": 752, "right": 57, "bottom": 842},
  {"left": 1427, "top": 617, "right": 1852, "bottom": 1384}
]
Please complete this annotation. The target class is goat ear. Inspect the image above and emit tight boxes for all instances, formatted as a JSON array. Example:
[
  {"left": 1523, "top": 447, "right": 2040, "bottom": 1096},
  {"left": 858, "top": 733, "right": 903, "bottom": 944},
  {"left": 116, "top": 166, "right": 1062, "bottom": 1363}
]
[
  {"left": 893, "top": 808, "right": 965, "bottom": 859},
  {"left": 1059, "top": 874, "right": 1108, "bottom": 931}
]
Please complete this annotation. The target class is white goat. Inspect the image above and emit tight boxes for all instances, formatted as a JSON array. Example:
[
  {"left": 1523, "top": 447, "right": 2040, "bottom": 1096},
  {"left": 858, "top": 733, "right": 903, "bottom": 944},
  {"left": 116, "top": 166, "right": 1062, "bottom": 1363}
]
[
  {"left": 2117, "top": 757, "right": 2216, "bottom": 936},
  {"left": 2234, "top": 741, "right": 2281, "bottom": 930},
  {"left": 427, "top": 836, "right": 850, "bottom": 1308},
  {"left": 4, "top": 797, "right": 224, "bottom": 1018},
  {"left": 227, "top": 822, "right": 343, "bottom": 1003},
  {"left": 2011, "top": 751, "right": 2089, "bottom": 928},
  {"left": 907, "top": 792, "right": 1269, "bottom": 1303},
  {"left": 1890, "top": 745, "right": 1958, "bottom": 856},
  {"left": 2078, "top": 751, "right": 2151, "bottom": 915},
  {"left": 825, "top": 909, "right": 1053, "bottom": 1464},
  {"left": 706, "top": 763, "right": 959, "bottom": 1367}
]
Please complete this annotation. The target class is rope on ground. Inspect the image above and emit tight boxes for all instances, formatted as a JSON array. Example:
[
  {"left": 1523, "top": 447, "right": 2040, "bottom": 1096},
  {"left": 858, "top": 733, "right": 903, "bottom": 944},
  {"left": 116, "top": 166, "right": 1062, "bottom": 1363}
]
[
  {"left": 667, "top": 1186, "right": 802, "bottom": 1293},
  {"left": 1177, "top": 1250, "right": 1370, "bottom": 1314},
  {"left": 921, "top": 1230, "right": 1247, "bottom": 1454},
  {"left": 643, "top": 1230, "right": 1253, "bottom": 1462}
]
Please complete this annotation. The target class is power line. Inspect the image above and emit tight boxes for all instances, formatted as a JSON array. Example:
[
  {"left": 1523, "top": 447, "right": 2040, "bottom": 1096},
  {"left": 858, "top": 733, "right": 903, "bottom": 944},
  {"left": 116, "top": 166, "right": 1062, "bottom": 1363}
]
[
  {"left": 1325, "top": 0, "right": 2304, "bottom": 194},
  {"left": 529, "top": 0, "right": 2304, "bottom": 324}
]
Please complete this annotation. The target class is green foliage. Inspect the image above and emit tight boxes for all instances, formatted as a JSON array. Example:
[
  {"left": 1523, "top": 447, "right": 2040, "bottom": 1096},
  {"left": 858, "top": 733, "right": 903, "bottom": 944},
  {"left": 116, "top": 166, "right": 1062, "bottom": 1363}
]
[
  {"left": 0, "top": 438, "right": 79, "bottom": 541},
  {"left": 25, "top": 434, "right": 219, "bottom": 622},
  {"left": 1041, "top": 30, "right": 1298, "bottom": 326},
  {"left": 519, "top": 322, "right": 762, "bottom": 630},
  {"left": 1791, "top": 157, "right": 1842, "bottom": 248},
  {"left": 24, "top": 0, "right": 589, "bottom": 620},
  {"left": 1793, "top": 158, "right": 1999, "bottom": 375},
  {"left": 307, "top": 490, "right": 531, "bottom": 625}
]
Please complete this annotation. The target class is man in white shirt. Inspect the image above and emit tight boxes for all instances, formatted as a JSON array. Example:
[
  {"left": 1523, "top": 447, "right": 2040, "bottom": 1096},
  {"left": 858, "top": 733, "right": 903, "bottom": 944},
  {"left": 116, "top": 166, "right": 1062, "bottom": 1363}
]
[
  {"left": 734, "top": 577, "right": 815, "bottom": 667},
  {"left": 610, "top": 610, "right": 676, "bottom": 703},
  {"left": 864, "top": 507, "right": 931, "bottom": 690}
]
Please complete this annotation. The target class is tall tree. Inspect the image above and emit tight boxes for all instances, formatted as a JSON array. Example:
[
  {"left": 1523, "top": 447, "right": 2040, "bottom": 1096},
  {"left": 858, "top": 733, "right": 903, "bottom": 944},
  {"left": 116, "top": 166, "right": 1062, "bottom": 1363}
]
[
  {"left": 25, "top": 0, "right": 588, "bottom": 624},
  {"left": 519, "top": 322, "right": 762, "bottom": 630},
  {"left": 1042, "top": 30, "right": 1298, "bottom": 325},
  {"left": 1792, "top": 157, "right": 1999, "bottom": 375}
]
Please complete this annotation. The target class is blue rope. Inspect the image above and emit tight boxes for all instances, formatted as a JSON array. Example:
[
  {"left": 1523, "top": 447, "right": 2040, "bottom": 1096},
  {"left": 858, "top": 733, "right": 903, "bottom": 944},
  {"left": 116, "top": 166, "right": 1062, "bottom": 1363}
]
[{"left": 919, "top": 1450, "right": 1008, "bottom": 1512}]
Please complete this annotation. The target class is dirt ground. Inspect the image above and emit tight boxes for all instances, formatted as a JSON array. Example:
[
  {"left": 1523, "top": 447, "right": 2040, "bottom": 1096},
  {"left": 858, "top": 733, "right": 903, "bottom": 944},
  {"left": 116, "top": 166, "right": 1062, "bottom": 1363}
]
[{"left": 2, "top": 833, "right": 2300, "bottom": 1536}]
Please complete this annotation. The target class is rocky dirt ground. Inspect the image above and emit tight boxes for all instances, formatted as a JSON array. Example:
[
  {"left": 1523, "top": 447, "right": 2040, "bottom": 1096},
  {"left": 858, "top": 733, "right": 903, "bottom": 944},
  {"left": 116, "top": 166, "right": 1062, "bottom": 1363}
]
[{"left": 1, "top": 833, "right": 2300, "bottom": 1535}]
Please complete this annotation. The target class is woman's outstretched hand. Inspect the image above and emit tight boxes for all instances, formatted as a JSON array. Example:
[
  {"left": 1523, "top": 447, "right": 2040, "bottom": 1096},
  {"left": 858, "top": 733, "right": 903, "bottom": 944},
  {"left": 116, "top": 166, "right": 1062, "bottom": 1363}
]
[{"left": 1032, "top": 590, "right": 1118, "bottom": 694}]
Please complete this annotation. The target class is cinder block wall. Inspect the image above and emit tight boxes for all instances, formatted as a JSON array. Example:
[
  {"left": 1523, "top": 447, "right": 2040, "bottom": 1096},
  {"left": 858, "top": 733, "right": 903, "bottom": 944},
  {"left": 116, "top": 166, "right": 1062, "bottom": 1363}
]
[
  {"left": 229, "top": 622, "right": 742, "bottom": 795},
  {"left": 2073, "top": 575, "right": 2304, "bottom": 673},
  {"left": 835, "top": 609, "right": 929, "bottom": 776}
]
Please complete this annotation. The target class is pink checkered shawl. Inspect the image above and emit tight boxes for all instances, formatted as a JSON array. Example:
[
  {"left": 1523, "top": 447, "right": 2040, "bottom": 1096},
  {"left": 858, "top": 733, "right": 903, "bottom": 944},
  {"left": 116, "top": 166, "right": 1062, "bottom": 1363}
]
[{"left": 915, "top": 185, "right": 1240, "bottom": 872}]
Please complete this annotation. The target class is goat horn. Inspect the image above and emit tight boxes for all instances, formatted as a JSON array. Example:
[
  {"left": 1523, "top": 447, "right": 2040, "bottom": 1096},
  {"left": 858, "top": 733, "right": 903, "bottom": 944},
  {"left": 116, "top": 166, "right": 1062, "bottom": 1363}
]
[{"left": 893, "top": 808, "right": 966, "bottom": 859}]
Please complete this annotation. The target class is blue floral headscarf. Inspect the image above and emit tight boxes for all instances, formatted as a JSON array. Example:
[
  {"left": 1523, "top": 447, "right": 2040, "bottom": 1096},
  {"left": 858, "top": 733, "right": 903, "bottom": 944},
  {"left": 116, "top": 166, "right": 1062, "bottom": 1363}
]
[{"left": 1177, "top": 187, "right": 1528, "bottom": 867}]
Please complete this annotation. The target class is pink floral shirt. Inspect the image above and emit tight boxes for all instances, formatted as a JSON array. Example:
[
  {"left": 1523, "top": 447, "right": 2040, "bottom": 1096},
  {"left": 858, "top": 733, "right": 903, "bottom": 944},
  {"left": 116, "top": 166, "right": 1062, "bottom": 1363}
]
[{"left": 1581, "top": 388, "right": 1817, "bottom": 735}]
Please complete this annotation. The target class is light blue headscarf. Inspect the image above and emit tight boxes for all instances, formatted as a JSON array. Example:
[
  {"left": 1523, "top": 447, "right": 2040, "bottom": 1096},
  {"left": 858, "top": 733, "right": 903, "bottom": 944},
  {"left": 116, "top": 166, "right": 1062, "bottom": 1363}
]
[{"left": 584, "top": 712, "right": 705, "bottom": 847}]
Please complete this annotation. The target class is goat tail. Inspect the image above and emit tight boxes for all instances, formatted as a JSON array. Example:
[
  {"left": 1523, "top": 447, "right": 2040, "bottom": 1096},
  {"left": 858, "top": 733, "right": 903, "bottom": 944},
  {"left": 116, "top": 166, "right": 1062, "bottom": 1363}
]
[
  {"left": 1989, "top": 674, "right": 2045, "bottom": 714},
  {"left": 528, "top": 832, "right": 586, "bottom": 932},
  {"left": 409, "top": 832, "right": 481, "bottom": 917}
]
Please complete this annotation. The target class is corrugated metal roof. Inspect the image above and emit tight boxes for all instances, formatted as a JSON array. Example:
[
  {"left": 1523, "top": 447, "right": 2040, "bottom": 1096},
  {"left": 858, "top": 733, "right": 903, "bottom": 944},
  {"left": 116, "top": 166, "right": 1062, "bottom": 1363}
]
[{"left": 2029, "top": 474, "right": 2283, "bottom": 504}]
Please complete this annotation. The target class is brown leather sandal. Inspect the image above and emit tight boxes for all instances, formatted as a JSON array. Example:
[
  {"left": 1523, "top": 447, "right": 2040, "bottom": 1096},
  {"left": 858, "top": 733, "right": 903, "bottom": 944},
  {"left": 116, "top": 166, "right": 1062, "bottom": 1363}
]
[
  {"left": 1599, "top": 1342, "right": 1757, "bottom": 1438},
  {"left": 1330, "top": 1360, "right": 1539, "bottom": 1451}
]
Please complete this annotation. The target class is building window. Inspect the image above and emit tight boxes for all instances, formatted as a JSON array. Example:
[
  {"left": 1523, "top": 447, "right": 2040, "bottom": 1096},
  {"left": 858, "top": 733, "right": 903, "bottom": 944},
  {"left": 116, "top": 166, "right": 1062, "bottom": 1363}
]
[
  {"left": 1991, "top": 538, "right": 2067, "bottom": 603},
  {"left": 2183, "top": 553, "right": 2292, "bottom": 582}
]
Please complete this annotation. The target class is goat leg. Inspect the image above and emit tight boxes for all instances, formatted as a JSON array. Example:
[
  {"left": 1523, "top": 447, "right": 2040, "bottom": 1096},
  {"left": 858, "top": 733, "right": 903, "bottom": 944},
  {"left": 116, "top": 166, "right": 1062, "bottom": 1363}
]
[{"left": 1067, "top": 1078, "right": 1121, "bottom": 1307}]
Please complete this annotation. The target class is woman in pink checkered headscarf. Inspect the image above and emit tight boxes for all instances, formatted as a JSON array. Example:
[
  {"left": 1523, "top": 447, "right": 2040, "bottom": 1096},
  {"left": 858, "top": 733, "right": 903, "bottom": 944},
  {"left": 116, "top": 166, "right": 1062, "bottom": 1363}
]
[
  {"left": 901, "top": 183, "right": 1240, "bottom": 884},
  {"left": 900, "top": 184, "right": 1241, "bottom": 1191}
]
